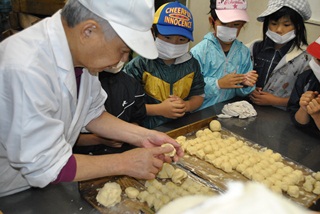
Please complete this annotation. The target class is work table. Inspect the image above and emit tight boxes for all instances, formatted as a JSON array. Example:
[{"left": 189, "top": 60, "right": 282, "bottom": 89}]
[{"left": 0, "top": 102, "right": 319, "bottom": 213}]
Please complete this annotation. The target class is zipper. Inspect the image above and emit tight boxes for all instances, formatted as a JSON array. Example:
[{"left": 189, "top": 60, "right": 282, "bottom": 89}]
[{"left": 264, "top": 51, "right": 278, "bottom": 86}]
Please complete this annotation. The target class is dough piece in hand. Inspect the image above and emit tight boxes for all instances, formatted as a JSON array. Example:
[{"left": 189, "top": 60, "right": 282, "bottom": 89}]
[
  {"left": 125, "top": 187, "right": 139, "bottom": 199},
  {"left": 209, "top": 120, "right": 221, "bottom": 132},
  {"left": 161, "top": 143, "right": 176, "bottom": 157},
  {"left": 96, "top": 182, "right": 122, "bottom": 207}
]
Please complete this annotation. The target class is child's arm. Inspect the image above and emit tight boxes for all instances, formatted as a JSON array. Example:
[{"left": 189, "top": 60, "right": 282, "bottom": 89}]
[
  {"left": 307, "top": 95, "right": 320, "bottom": 130},
  {"left": 146, "top": 96, "right": 186, "bottom": 119},
  {"left": 249, "top": 90, "right": 289, "bottom": 107},
  {"left": 294, "top": 91, "right": 318, "bottom": 125},
  {"left": 184, "top": 95, "right": 204, "bottom": 113}
]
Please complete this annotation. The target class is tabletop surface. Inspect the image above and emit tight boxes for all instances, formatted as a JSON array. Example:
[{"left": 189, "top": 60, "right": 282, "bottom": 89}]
[{"left": 1, "top": 102, "right": 319, "bottom": 214}]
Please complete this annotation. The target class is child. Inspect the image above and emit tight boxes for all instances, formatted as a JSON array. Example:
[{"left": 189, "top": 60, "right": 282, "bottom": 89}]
[
  {"left": 190, "top": 0, "right": 258, "bottom": 111},
  {"left": 287, "top": 37, "right": 320, "bottom": 135},
  {"left": 73, "top": 69, "right": 147, "bottom": 155},
  {"left": 249, "top": 0, "right": 312, "bottom": 110},
  {"left": 124, "top": 1, "right": 205, "bottom": 129}
]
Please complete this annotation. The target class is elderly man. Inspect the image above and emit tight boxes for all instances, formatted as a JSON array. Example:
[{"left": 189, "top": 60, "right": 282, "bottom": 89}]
[{"left": 0, "top": 0, "right": 183, "bottom": 197}]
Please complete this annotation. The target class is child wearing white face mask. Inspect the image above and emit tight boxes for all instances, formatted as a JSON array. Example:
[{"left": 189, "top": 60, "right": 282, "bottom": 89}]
[
  {"left": 124, "top": 1, "right": 205, "bottom": 129},
  {"left": 190, "top": 0, "right": 258, "bottom": 110},
  {"left": 288, "top": 36, "right": 320, "bottom": 136},
  {"left": 249, "top": 0, "right": 312, "bottom": 110}
]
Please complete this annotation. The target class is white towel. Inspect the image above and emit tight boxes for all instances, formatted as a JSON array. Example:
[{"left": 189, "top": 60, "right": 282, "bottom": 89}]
[{"left": 217, "top": 100, "right": 257, "bottom": 119}]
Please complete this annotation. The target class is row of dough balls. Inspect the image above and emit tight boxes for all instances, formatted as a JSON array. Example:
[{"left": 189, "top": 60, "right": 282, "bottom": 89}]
[
  {"left": 175, "top": 120, "right": 320, "bottom": 198},
  {"left": 125, "top": 164, "right": 215, "bottom": 211},
  {"left": 303, "top": 172, "right": 320, "bottom": 194}
]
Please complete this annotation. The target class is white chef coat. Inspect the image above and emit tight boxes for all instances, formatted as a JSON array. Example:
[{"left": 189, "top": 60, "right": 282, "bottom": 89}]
[{"left": 0, "top": 10, "right": 107, "bottom": 197}]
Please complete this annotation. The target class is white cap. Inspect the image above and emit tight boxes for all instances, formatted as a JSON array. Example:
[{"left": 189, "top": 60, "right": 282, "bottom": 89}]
[
  {"left": 78, "top": 0, "right": 158, "bottom": 59},
  {"left": 257, "top": 0, "right": 312, "bottom": 22}
]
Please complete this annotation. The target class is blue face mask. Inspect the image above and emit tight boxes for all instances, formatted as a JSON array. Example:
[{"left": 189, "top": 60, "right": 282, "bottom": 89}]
[{"left": 155, "top": 38, "right": 189, "bottom": 60}]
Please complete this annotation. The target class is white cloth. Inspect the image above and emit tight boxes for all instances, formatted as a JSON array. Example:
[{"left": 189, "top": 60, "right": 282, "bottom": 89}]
[
  {"left": 0, "top": 11, "right": 107, "bottom": 197},
  {"left": 217, "top": 100, "right": 257, "bottom": 119},
  {"left": 158, "top": 182, "right": 311, "bottom": 214}
]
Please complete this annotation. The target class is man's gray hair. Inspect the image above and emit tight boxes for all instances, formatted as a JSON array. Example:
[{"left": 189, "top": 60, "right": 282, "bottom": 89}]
[{"left": 61, "top": 0, "right": 117, "bottom": 41}]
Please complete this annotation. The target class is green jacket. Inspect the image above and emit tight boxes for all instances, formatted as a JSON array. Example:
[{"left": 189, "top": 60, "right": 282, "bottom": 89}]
[{"left": 124, "top": 53, "right": 205, "bottom": 128}]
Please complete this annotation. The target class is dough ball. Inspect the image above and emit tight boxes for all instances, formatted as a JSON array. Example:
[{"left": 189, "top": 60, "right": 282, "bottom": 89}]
[
  {"left": 159, "top": 195, "right": 171, "bottom": 204},
  {"left": 236, "top": 163, "right": 247, "bottom": 173},
  {"left": 176, "top": 136, "right": 186, "bottom": 144},
  {"left": 196, "top": 130, "right": 205, "bottom": 138},
  {"left": 270, "top": 185, "right": 282, "bottom": 194},
  {"left": 96, "top": 182, "right": 122, "bottom": 207},
  {"left": 305, "top": 175, "right": 316, "bottom": 184},
  {"left": 252, "top": 173, "right": 264, "bottom": 182},
  {"left": 313, "top": 171, "right": 320, "bottom": 181},
  {"left": 137, "top": 190, "right": 149, "bottom": 202},
  {"left": 313, "top": 181, "right": 320, "bottom": 194},
  {"left": 270, "top": 153, "right": 282, "bottom": 161},
  {"left": 203, "top": 128, "right": 212, "bottom": 135},
  {"left": 303, "top": 180, "right": 313, "bottom": 192},
  {"left": 212, "top": 131, "right": 222, "bottom": 139},
  {"left": 262, "top": 149, "right": 273, "bottom": 156},
  {"left": 161, "top": 143, "right": 176, "bottom": 157},
  {"left": 209, "top": 120, "right": 221, "bottom": 132},
  {"left": 125, "top": 187, "right": 139, "bottom": 199},
  {"left": 157, "top": 163, "right": 175, "bottom": 179},
  {"left": 203, "top": 145, "right": 213, "bottom": 154},
  {"left": 221, "top": 161, "right": 233, "bottom": 173},
  {"left": 195, "top": 150, "right": 206, "bottom": 160},
  {"left": 287, "top": 185, "right": 299, "bottom": 198},
  {"left": 145, "top": 195, "right": 155, "bottom": 207},
  {"left": 172, "top": 168, "right": 188, "bottom": 184}
]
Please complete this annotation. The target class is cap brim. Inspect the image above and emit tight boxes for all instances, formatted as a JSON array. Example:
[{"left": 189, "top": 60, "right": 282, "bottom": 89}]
[
  {"left": 157, "top": 25, "right": 193, "bottom": 41},
  {"left": 216, "top": 10, "right": 249, "bottom": 23},
  {"left": 307, "top": 42, "right": 320, "bottom": 59},
  {"left": 257, "top": 6, "right": 282, "bottom": 22},
  {"left": 109, "top": 21, "right": 158, "bottom": 59}
]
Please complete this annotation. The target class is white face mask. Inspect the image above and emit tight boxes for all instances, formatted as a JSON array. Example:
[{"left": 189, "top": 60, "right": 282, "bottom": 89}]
[
  {"left": 155, "top": 38, "right": 189, "bottom": 60},
  {"left": 309, "top": 58, "right": 320, "bottom": 82},
  {"left": 216, "top": 26, "right": 238, "bottom": 43},
  {"left": 266, "top": 29, "right": 296, "bottom": 44},
  {"left": 105, "top": 60, "right": 125, "bottom": 74}
]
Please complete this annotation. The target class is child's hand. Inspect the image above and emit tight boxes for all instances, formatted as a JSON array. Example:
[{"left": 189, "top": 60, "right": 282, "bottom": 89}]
[
  {"left": 160, "top": 96, "right": 186, "bottom": 119},
  {"left": 218, "top": 72, "right": 245, "bottom": 89},
  {"left": 306, "top": 95, "right": 320, "bottom": 116},
  {"left": 299, "top": 91, "right": 318, "bottom": 111},
  {"left": 249, "top": 90, "right": 276, "bottom": 106},
  {"left": 242, "top": 70, "right": 258, "bottom": 87}
]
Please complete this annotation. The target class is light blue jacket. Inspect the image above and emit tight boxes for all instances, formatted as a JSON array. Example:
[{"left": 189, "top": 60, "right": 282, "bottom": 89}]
[{"left": 191, "top": 33, "right": 255, "bottom": 110}]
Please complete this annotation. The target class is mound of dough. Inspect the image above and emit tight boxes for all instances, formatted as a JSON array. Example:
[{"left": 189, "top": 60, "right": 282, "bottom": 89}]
[
  {"left": 161, "top": 143, "right": 176, "bottom": 157},
  {"left": 96, "top": 182, "right": 122, "bottom": 207},
  {"left": 209, "top": 120, "right": 221, "bottom": 132}
]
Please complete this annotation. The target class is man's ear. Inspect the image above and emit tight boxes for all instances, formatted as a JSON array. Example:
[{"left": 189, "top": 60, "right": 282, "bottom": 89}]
[{"left": 79, "top": 21, "right": 98, "bottom": 42}]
